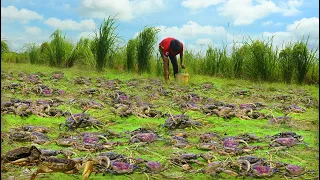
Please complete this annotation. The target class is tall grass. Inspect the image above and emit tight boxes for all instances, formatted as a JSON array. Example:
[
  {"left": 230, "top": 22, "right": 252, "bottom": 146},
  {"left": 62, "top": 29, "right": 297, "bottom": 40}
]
[
  {"left": 155, "top": 53, "right": 163, "bottom": 76},
  {"left": 126, "top": 39, "right": 136, "bottom": 72},
  {"left": 292, "top": 39, "right": 317, "bottom": 84},
  {"left": 24, "top": 43, "right": 40, "bottom": 64},
  {"left": 1, "top": 52, "right": 29, "bottom": 63},
  {"left": 41, "top": 29, "right": 73, "bottom": 67},
  {"left": 203, "top": 46, "right": 217, "bottom": 76},
  {"left": 183, "top": 48, "right": 203, "bottom": 74},
  {"left": 244, "top": 39, "right": 277, "bottom": 82},
  {"left": 279, "top": 44, "right": 294, "bottom": 83},
  {"left": 1, "top": 40, "right": 9, "bottom": 54},
  {"left": 66, "top": 38, "right": 95, "bottom": 69},
  {"left": 93, "top": 16, "right": 119, "bottom": 72},
  {"left": 231, "top": 44, "right": 250, "bottom": 79},
  {"left": 136, "top": 27, "right": 159, "bottom": 74}
]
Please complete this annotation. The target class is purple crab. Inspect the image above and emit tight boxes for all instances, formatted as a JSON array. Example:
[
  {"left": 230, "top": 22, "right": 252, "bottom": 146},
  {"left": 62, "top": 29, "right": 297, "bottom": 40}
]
[
  {"left": 270, "top": 137, "right": 296, "bottom": 147},
  {"left": 145, "top": 161, "right": 166, "bottom": 173},
  {"left": 130, "top": 133, "right": 159, "bottom": 143},
  {"left": 110, "top": 161, "right": 135, "bottom": 174},
  {"left": 252, "top": 165, "right": 276, "bottom": 177},
  {"left": 223, "top": 138, "right": 240, "bottom": 148}
]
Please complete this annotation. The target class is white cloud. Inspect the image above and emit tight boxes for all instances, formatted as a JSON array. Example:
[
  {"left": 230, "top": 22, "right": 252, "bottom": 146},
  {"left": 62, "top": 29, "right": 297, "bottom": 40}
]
[
  {"left": 156, "top": 21, "right": 230, "bottom": 43},
  {"left": 181, "top": 0, "right": 224, "bottom": 10},
  {"left": 180, "top": 0, "right": 304, "bottom": 26},
  {"left": 281, "top": 0, "right": 303, "bottom": 16},
  {"left": 79, "top": 0, "right": 165, "bottom": 20},
  {"left": 1, "top": 6, "right": 43, "bottom": 23},
  {"left": 262, "top": 20, "right": 283, "bottom": 26},
  {"left": 218, "top": 0, "right": 281, "bottom": 26},
  {"left": 77, "top": 31, "right": 95, "bottom": 40},
  {"left": 45, "top": 18, "right": 96, "bottom": 31},
  {"left": 263, "top": 17, "right": 319, "bottom": 50},
  {"left": 195, "top": 38, "right": 213, "bottom": 46},
  {"left": 156, "top": 22, "right": 235, "bottom": 55},
  {"left": 25, "top": 26, "right": 42, "bottom": 34},
  {"left": 263, "top": 20, "right": 274, "bottom": 26},
  {"left": 2, "top": 31, "right": 50, "bottom": 52}
]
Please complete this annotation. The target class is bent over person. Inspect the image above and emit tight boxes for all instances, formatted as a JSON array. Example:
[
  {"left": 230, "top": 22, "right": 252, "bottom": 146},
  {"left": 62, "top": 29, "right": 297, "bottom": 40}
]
[{"left": 159, "top": 37, "right": 185, "bottom": 81}]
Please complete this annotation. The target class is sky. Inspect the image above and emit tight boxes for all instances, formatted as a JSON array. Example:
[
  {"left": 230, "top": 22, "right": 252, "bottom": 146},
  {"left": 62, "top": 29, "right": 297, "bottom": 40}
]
[{"left": 1, "top": 0, "right": 319, "bottom": 54}]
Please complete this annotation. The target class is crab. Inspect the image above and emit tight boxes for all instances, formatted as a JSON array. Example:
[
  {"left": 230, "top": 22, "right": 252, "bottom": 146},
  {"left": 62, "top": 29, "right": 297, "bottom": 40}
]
[
  {"left": 144, "top": 161, "right": 167, "bottom": 173},
  {"left": 50, "top": 71, "right": 65, "bottom": 81},
  {"left": 111, "top": 91, "right": 130, "bottom": 104},
  {"left": 30, "top": 132, "right": 50, "bottom": 145},
  {"left": 21, "top": 126, "right": 49, "bottom": 133},
  {"left": 251, "top": 165, "right": 277, "bottom": 178},
  {"left": 14, "top": 103, "right": 32, "bottom": 117},
  {"left": 269, "top": 116, "right": 292, "bottom": 124},
  {"left": 197, "top": 142, "right": 218, "bottom": 151},
  {"left": 233, "top": 90, "right": 251, "bottom": 96},
  {"left": 97, "top": 79, "right": 121, "bottom": 90},
  {"left": 111, "top": 103, "right": 133, "bottom": 117},
  {"left": 98, "top": 152, "right": 127, "bottom": 161},
  {"left": 213, "top": 137, "right": 252, "bottom": 156},
  {"left": 132, "top": 102, "right": 165, "bottom": 118},
  {"left": 270, "top": 132, "right": 304, "bottom": 140},
  {"left": 28, "top": 74, "right": 42, "bottom": 84},
  {"left": 269, "top": 132, "right": 304, "bottom": 148},
  {"left": 163, "top": 114, "right": 203, "bottom": 129},
  {"left": 200, "top": 161, "right": 239, "bottom": 177},
  {"left": 199, "top": 132, "right": 220, "bottom": 143},
  {"left": 127, "top": 79, "right": 140, "bottom": 87},
  {"left": 2, "top": 145, "right": 41, "bottom": 165},
  {"left": 200, "top": 83, "right": 214, "bottom": 90},
  {"left": 269, "top": 137, "right": 298, "bottom": 147},
  {"left": 169, "top": 135, "right": 191, "bottom": 148},
  {"left": 180, "top": 102, "right": 201, "bottom": 111},
  {"left": 72, "top": 142, "right": 114, "bottom": 152},
  {"left": 79, "top": 88, "right": 100, "bottom": 97},
  {"left": 157, "top": 86, "right": 170, "bottom": 96},
  {"left": 79, "top": 99, "right": 105, "bottom": 110},
  {"left": 169, "top": 153, "right": 204, "bottom": 167},
  {"left": 9, "top": 131, "right": 32, "bottom": 142},
  {"left": 30, "top": 157, "right": 80, "bottom": 180},
  {"left": 40, "top": 149, "right": 63, "bottom": 157},
  {"left": 130, "top": 132, "right": 161, "bottom": 144},
  {"left": 201, "top": 104, "right": 218, "bottom": 115},
  {"left": 55, "top": 138, "right": 78, "bottom": 147},
  {"left": 280, "top": 164, "right": 315, "bottom": 178},
  {"left": 233, "top": 133, "right": 260, "bottom": 143},
  {"left": 214, "top": 106, "right": 237, "bottom": 119},
  {"left": 73, "top": 76, "right": 91, "bottom": 85},
  {"left": 59, "top": 113, "right": 103, "bottom": 131},
  {"left": 108, "top": 161, "right": 136, "bottom": 174},
  {"left": 284, "top": 104, "right": 306, "bottom": 114}
]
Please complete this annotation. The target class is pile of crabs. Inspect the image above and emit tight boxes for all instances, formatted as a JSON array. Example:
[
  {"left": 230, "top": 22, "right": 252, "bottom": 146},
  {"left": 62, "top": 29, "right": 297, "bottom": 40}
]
[{"left": 1, "top": 70, "right": 318, "bottom": 179}]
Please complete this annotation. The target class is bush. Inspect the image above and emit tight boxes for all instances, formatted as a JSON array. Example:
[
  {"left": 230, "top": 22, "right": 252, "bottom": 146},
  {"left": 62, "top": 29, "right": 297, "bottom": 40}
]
[
  {"left": 136, "top": 27, "right": 159, "bottom": 74},
  {"left": 93, "top": 16, "right": 120, "bottom": 72}
]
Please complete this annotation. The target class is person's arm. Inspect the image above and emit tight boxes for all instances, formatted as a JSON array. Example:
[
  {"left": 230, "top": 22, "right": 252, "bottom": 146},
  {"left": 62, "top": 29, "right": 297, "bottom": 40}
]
[
  {"left": 180, "top": 51, "right": 185, "bottom": 69},
  {"left": 159, "top": 47, "right": 169, "bottom": 81}
]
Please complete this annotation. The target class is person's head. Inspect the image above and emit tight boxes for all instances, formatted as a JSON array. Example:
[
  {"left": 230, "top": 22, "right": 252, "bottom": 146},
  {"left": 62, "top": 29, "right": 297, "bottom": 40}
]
[{"left": 170, "top": 39, "right": 182, "bottom": 54}]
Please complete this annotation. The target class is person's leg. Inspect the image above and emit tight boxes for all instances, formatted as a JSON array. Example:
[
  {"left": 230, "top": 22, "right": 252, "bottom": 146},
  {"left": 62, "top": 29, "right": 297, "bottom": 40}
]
[{"left": 169, "top": 55, "right": 179, "bottom": 79}]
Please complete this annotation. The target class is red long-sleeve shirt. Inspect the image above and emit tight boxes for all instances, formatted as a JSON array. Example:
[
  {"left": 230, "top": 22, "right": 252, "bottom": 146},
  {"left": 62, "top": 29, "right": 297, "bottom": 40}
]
[{"left": 159, "top": 37, "right": 183, "bottom": 58}]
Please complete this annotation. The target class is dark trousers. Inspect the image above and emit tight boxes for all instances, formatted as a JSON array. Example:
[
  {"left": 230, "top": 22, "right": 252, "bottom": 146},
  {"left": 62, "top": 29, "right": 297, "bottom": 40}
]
[{"left": 168, "top": 55, "right": 179, "bottom": 78}]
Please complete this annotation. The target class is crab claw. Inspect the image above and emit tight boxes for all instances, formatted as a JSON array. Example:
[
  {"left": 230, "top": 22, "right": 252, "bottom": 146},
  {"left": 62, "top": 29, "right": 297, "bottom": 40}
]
[
  {"left": 237, "top": 139, "right": 249, "bottom": 147},
  {"left": 82, "top": 161, "right": 93, "bottom": 180},
  {"left": 95, "top": 156, "right": 111, "bottom": 168},
  {"left": 97, "top": 135, "right": 108, "bottom": 142},
  {"left": 10, "top": 157, "right": 29, "bottom": 164}
]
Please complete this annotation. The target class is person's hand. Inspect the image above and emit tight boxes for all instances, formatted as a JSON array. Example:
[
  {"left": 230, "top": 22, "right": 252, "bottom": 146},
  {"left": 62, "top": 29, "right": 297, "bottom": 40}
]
[{"left": 181, "top": 63, "right": 185, "bottom": 69}]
